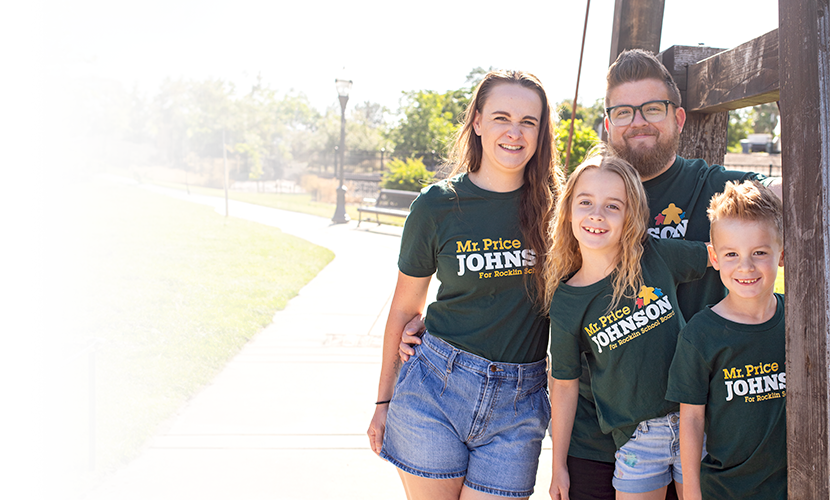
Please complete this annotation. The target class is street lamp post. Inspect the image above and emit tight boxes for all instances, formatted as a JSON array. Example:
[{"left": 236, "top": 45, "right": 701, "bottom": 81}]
[{"left": 332, "top": 78, "right": 353, "bottom": 224}]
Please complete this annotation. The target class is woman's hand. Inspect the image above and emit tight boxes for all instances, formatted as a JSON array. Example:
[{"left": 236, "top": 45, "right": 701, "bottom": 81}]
[
  {"left": 398, "top": 314, "right": 425, "bottom": 362},
  {"left": 367, "top": 404, "right": 390, "bottom": 456}
]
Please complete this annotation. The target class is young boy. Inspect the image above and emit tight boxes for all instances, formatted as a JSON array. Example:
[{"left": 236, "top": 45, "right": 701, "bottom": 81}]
[{"left": 666, "top": 180, "right": 786, "bottom": 500}]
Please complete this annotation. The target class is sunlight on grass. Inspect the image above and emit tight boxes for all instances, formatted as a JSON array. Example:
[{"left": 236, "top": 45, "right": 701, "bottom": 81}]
[{"left": 56, "top": 180, "right": 333, "bottom": 489}]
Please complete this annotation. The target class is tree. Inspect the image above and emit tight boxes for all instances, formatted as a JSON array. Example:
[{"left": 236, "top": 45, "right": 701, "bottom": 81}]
[
  {"left": 388, "top": 89, "right": 469, "bottom": 158},
  {"left": 727, "top": 109, "right": 754, "bottom": 152},
  {"left": 752, "top": 103, "right": 779, "bottom": 137},
  {"left": 124, "top": 80, "right": 150, "bottom": 144},
  {"left": 31, "top": 0, "right": 98, "bottom": 98},
  {"left": 556, "top": 118, "right": 600, "bottom": 173},
  {"left": 152, "top": 78, "right": 191, "bottom": 166},
  {"left": 557, "top": 98, "right": 605, "bottom": 133},
  {"left": 381, "top": 157, "right": 435, "bottom": 191},
  {"left": 186, "top": 79, "right": 235, "bottom": 158},
  {"left": 352, "top": 101, "right": 387, "bottom": 129}
]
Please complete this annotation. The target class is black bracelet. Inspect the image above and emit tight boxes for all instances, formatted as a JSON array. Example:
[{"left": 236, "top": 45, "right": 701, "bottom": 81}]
[{"left": 376, "top": 400, "right": 391, "bottom": 405}]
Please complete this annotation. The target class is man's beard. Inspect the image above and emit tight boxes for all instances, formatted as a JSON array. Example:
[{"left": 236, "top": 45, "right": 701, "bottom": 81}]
[{"left": 609, "top": 128, "right": 680, "bottom": 179}]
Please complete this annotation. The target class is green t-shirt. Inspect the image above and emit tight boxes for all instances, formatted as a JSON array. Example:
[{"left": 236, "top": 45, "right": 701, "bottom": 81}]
[
  {"left": 666, "top": 294, "right": 787, "bottom": 499},
  {"left": 568, "top": 157, "right": 770, "bottom": 462},
  {"left": 549, "top": 237, "right": 708, "bottom": 448},
  {"left": 398, "top": 173, "right": 549, "bottom": 364},
  {"left": 644, "top": 155, "right": 768, "bottom": 322}
]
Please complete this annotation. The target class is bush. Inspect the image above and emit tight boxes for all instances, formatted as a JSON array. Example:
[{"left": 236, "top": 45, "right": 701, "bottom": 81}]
[
  {"left": 556, "top": 119, "right": 600, "bottom": 174},
  {"left": 32, "top": 132, "right": 97, "bottom": 193},
  {"left": 381, "top": 157, "right": 435, "bottom": 192}
]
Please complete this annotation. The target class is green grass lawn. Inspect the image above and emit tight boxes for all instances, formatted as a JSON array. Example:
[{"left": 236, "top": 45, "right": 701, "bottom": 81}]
[
  {"left": 57, "top": 180, "right": 333, "bottom": 488},
  {"left": 151, "top": 181, "right": 405, "bottom": 226}
]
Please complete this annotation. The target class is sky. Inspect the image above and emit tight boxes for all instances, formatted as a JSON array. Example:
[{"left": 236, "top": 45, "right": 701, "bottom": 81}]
[{"left": 19, "top": 0, "right": 780, "bottom": 116}]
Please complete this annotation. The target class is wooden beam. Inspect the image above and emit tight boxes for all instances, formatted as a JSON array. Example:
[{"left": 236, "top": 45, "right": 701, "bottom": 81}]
[
  {"left": 658, "top": 46, "right": 728, "bottom": 167},
  {"left": 686, "top": 29, "right": 780, "bottom": 113},
  {"left": 779, "top": 0, "right": 830, "bottom": 498},
  {"left": 609, "top": 0, "right": 665, "bottom": 64}
]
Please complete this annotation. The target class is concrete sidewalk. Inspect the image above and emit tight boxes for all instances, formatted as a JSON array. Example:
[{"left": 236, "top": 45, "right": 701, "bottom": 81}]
[{"left": 84, "top": 186, "right": 552, "bottom": 500}]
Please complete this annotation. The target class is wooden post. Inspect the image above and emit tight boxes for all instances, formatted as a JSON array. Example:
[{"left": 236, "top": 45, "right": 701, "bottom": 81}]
[
  {"left": 609, "top": 0, "right": 665, "bottom": 64},
  {"left": 779, "top": 0, "right": 830, "bottom": 497},
  {"left": 658, "top": 46, "right": 728, "bottom": 167}
]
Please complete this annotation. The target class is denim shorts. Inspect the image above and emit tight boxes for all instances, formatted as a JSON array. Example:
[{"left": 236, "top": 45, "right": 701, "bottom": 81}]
[
  {"left": 613, "top": 412, "right": 705, "bottom": 493},
  {"left": 381, "top": 331, "right": 550, "bottom": 498}
]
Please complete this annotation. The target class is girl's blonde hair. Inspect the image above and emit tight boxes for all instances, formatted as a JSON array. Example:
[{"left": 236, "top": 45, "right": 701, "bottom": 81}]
[
  {"left": 543, "top": 151, "right": 649, "bottom": 311},
  {"left": 447, "top": 69, "right": 563, "bottom": 308}
]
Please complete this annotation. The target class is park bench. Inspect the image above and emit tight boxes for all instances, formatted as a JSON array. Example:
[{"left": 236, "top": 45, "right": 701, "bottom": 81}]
[{"left": 357, "top": 188, "right": 419, "bottom": 227}]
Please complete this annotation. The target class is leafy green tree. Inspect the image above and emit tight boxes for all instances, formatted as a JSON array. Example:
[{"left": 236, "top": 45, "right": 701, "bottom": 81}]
[
  {"left": 556, "top": 118, "right": 600, "bottom": 173},
  {"left": 31, "top": 0, "right": 98, "bottom": 97},
  {"left": 152, "top": 78, "right": 191, "bottom": 166},
  {"left": 124, "top": 80, "right": 150, "bottom": 144},
  {"left": 727, "top": 109, "right": 754, "bottom": 153},
  {"left": 352, "top": 101, "right": 387, "bottom": 128},
  {"left": 557, "top": 98, "right": 605, "bottom": 132},
  {"left": 752, "top": 103, "right": 779, "bottom": 136},
  {"left": 381, "top": 157, "right": 435, "bottom": 191},
  {"left": 388, "top": 89, "right": 469, "bottom": 157},
  {"left": 277, "top": 92, "right": 319, "bottom": 129},
  {"left": 186, "top": 79, "right": 235, "bottom": 158}
]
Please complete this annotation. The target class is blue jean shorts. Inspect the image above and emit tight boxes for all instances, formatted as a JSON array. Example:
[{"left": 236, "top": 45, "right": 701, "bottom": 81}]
[
  {"left": 613, "top": 412, "right": 705, "bottom": 493},
  {"left": 381, "top": 331, "right": 550, "bottom": 498}
]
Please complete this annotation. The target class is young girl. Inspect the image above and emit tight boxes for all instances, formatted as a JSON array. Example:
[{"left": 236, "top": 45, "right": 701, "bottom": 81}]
[
  {"left": 367, "top": 70, "right": 562, "bottom": 500},
  {"left": 545, "top": 155, "right": 708, "bottom": 500}
]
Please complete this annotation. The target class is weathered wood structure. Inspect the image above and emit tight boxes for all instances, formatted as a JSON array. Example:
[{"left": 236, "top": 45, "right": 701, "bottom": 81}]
[{"left": 611, "top": 1, "right": 830, "bottom": 497}]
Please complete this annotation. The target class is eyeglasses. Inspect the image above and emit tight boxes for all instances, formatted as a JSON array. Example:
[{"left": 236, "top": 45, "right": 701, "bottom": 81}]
[{"left": 605, "top": 100, "right": 677, "bottom": 127}]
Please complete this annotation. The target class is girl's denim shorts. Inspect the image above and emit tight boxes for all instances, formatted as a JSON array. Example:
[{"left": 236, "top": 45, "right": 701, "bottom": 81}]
[
  {"left": 380, "top": 331, "right": 550, "bottom": 498},
  {"left": 612, "top": 412, "right": 706, "bottom": 493}
]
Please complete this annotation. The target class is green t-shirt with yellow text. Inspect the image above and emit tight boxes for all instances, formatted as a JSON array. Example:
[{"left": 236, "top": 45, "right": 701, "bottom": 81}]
[
  {"left": 666, "top": 295, "right": 786, "bottom": 499},
  {"left": 549, "top": 237, "right": 708, "bottom": 448},
  {"left": 399, "top": 173, "right": 548, "bottom": 364}
]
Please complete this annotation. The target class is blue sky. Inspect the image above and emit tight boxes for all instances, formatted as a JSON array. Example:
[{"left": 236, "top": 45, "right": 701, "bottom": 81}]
[{"left": 23, "top": 0, "right": 779, "bottom": 115}]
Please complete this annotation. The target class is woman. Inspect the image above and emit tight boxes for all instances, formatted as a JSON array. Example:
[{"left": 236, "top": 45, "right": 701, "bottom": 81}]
[{"left": 366, "top": 70, "right": 562, "bottom": 500}]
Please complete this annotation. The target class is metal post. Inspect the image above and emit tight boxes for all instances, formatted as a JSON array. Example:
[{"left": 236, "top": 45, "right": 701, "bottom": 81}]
[
  {"left": 89, "top": 347, "right": 96, "bottom": 471},
  {"left": 332, "top": 94, "right": 350, "bottom": 223}
]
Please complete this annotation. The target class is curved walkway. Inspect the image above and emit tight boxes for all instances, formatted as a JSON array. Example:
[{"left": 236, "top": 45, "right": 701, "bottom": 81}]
[{"left": 84, "top": 185, "right": 552, "bottom": 500}]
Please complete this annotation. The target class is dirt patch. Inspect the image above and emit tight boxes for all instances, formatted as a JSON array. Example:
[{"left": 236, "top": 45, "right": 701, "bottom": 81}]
[{"left": 32, "top": 340, "right": 86, "bottom": 375}]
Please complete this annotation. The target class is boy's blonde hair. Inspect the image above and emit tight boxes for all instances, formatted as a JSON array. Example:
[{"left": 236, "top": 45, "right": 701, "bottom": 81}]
[
  {"left": 707, "top": 181, "right": 783, "bottom": 244},
  {"left": 543, "top": 151, "right": 649, "bottom": 311}
]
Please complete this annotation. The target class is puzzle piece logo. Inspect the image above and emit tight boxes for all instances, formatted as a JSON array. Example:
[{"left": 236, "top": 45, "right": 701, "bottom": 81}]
[
  {"left": 636, "top": 285, "right": 664, "bottom": 308},
  {"left": 656, "top": 203, "right": 685, "bottom": 225}
]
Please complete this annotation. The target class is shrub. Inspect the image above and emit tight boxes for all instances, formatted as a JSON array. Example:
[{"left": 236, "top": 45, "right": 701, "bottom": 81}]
[
  {"left": 32, "top": 132, "right": 97, "bottom": 193},
  {"left": 556, "top": 119, "right": 600, "bottom": 174},
  {"left": 381, "top": 157, "right": 435, "bottom": 192}
]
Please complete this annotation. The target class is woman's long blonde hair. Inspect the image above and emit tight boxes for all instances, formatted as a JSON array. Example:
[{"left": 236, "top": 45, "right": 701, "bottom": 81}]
[
  {"left": 446, "top": 69, "right": 563, "bottom": 309},
  {"left": 543, "top": 152, "right": 649, "bottom": 311}
]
